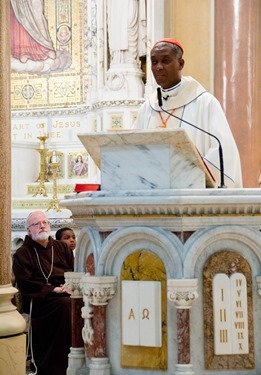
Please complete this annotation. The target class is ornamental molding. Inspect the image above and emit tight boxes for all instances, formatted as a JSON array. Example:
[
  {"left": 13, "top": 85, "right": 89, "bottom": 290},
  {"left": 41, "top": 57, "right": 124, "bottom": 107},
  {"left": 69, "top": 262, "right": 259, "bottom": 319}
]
[
  {"left": 91, "top": 99, "right": 144, "bottom": 110},
  {"left": 11, "top": 99, "right": 144, "bottom": 119},
  {"left": 11, "top": 217, "right": 75, "bottom": 230},
  {"left": 60, "top": 189, "right": 261, "bottom": 231}
]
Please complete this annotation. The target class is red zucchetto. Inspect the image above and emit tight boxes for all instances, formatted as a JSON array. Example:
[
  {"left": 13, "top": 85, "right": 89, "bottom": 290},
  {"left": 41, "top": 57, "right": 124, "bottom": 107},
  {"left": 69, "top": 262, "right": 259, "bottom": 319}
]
[{"left": 153, "top": 38, "right": 184, "bottom": 53}]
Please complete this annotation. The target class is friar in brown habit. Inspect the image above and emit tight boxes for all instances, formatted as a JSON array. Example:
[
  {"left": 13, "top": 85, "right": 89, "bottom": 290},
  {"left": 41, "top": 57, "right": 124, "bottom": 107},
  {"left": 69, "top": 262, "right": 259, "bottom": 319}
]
[{"left": 13, "top": 211, "right": 74, "bottom": 375}]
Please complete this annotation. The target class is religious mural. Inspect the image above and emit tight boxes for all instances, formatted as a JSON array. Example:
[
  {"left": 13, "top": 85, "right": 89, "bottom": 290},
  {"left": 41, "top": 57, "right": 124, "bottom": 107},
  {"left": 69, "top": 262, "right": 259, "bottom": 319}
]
[{"left": 10, "top": 0, "right": 87, "bottom": 110}]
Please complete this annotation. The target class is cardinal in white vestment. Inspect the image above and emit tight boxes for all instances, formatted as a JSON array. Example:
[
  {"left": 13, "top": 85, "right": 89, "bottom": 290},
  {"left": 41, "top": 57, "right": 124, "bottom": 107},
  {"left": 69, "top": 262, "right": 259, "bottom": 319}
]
[{"left": 134, "top": 38, "right": 242, "bottom": 188}]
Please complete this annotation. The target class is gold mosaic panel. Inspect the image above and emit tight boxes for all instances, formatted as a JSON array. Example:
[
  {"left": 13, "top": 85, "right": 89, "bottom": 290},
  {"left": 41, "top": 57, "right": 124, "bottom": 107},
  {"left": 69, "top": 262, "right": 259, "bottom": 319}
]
[
  {"left": 121, "top": 250, "right": 167, "bottom": 370},
  {"left": 203, "top": 251, "right": 254, "bottom": 370},
  {"left": 12, "top": 80, "right": 47, "bottom": 107},
  {"left": 10, "top": 0, "right": 87, "bottom": 110},
  {"left": 110, "top": 114, "right": 123, "bottom": 129},
  {"left": 12, "top": 199, "right": 52, "bottom": 210},
  {"left": 26, "top": 184, "right": 74, "bottom": 196},
  {"left": 48, "top": 75, "right": 82, "bottom": 106}
]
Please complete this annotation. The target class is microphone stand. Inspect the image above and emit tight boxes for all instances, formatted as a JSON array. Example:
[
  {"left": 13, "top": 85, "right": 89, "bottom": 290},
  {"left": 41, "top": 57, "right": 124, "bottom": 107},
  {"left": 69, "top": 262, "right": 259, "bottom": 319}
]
[{"left": 157, "top": 88, "right": 226, "bottom": 188}]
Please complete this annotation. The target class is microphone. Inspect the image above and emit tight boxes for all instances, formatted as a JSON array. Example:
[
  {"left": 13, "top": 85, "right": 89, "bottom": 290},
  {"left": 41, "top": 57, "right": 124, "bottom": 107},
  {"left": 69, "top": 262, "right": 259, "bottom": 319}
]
[
  {"left": 157, "top": 87, "right": 163, "bottom": 107},
  {"left": 157, "top": 87, "right": 226, "bottom": 188}
]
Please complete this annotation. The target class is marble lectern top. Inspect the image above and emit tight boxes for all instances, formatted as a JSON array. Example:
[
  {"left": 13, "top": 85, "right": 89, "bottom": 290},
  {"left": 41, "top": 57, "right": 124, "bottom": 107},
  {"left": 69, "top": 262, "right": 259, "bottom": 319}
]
[{"left": 78, "top": 129, "right": 215, "bottom": 189}]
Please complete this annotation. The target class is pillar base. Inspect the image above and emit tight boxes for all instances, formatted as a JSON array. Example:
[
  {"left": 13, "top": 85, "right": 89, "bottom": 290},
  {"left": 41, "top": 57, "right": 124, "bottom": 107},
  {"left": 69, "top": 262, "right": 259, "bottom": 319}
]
[
  {"left": 0, "top": 334, "right": 26, "bottom": 374},
  {"left": 66, "top": 347, "right": 86, "bottom": 375},
  {"left": 89, "top": 357, "right": 111, "bottom": 375},
  {"left": 175, "top": 364, "right": 195, "bottom": 375},
  {"left": 0, "top": 284, "right": 26, "bottom": 336}
]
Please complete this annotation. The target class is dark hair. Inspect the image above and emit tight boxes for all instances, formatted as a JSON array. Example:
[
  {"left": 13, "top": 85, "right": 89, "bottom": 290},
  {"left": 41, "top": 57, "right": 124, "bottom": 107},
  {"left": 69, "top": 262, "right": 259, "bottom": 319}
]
[
  {"left": 55, "top": 227, "right": 74, "bottom": 240},
  {"left": 151, "top": 42, "right": 183, "bottom": 60},
  {"left": 169, "top": 44, "right": 183, "bottom": 59}
]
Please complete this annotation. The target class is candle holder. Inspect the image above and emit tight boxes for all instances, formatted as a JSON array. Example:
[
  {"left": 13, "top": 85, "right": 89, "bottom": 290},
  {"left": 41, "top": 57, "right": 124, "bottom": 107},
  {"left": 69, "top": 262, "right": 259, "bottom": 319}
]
[
  {"left": 33, "top": 135, "right": 49, "bottom": 197},
  {"left": 47, "top": 152, "right": 61, "bottom": 212}
]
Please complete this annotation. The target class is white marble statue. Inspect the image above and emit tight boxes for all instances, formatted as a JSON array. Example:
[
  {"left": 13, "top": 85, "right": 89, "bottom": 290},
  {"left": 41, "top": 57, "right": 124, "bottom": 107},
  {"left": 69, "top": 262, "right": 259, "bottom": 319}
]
[{"left": 107, "top": 0, "right": 147, "bottom": 66}]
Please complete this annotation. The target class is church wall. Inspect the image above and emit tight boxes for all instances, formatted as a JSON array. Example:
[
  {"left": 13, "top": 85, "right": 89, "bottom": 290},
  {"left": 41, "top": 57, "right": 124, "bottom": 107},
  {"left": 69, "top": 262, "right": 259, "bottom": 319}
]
[
  {"left": 167, "top": 0, "right": 212, "bottom": 92},
  {"left": 12, "top": 141, "right": 39, "bottom": 197}
]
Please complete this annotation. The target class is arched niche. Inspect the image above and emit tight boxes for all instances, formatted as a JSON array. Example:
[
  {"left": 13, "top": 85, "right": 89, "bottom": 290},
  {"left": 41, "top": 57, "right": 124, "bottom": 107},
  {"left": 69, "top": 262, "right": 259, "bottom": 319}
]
[
  {"left": 74, "top": 226, "right": 102, "bottom": 273},
  {"left": 120, "top": 250, "right": 167, "bottom": 370},
  {"left": 95, "top": 226, "right": 183, "bottom": 375},
  {"left": 203, "top": 251, "right": 254, "bottom": 370}
]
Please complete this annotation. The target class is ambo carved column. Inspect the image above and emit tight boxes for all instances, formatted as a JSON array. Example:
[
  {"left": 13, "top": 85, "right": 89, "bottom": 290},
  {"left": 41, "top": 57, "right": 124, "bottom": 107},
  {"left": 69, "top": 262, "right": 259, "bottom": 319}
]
[
  {"left": 257, "top": 276, "right": 261, "bottom": 298},
  {"left": 64, "top": 272, "right": 86, "bottom": 375},
  {"left": 0, "top": 2, "right": 27, "bottom": 374},
  {"left": 167, "top": 279, "right": 198, "bottom": 375},
  {"left": 80, "top": 275, "right": 117, "bottom": 375}
]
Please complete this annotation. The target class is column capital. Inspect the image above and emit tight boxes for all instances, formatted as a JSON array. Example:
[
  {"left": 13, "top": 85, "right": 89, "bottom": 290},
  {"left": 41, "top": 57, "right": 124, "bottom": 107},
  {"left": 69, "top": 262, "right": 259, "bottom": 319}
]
[
  {"left": 80, "top": 275, "right": 117, "bottom": 306},
  {"left": 64, "top": 272, "right": 85, "bottom": 297},
  {"left": 167, "top": 279, "right": 198, "bottom": 309}
]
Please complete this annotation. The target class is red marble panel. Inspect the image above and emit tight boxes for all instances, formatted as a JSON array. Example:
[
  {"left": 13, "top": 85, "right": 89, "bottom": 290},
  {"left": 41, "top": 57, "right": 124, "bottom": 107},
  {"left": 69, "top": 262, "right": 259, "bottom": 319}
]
[
  {"left": 177, "top": 309, "right": 190, "bottom": 364},
  {"left": 86, "top": 253, "right": 95, "bottom": 275},
  {"left": 71, "top": 298, "right": 84, "bottom": 348},
  {"left": 93, "top": 305, "right": 107, "bottom": 357}
]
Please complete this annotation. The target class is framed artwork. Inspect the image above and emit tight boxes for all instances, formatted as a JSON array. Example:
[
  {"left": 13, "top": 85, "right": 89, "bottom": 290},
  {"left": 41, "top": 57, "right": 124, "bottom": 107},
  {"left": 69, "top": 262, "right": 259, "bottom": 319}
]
[{"left": 68, "top": 151, "right": 88, "bottom": 178}]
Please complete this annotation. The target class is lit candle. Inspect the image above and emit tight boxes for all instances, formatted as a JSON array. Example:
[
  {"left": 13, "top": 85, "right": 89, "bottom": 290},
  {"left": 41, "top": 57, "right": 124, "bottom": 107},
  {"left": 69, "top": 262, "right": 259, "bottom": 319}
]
[{"left": 51, "top": 151, "right": 57, "bottom": 163}]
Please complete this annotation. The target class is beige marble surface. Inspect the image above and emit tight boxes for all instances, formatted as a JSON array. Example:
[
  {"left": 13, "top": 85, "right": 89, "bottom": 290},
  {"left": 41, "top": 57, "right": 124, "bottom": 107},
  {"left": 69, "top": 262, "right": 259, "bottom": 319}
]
[{"left": 0, "top": 334, "right": 26, "bottom": 374}]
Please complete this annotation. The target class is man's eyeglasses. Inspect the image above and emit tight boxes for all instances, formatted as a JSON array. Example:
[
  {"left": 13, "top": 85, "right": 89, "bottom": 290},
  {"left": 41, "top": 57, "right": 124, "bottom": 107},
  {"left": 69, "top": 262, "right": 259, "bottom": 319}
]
[{"left": 29, "top": 221, "right": 50, "bottom": 228}]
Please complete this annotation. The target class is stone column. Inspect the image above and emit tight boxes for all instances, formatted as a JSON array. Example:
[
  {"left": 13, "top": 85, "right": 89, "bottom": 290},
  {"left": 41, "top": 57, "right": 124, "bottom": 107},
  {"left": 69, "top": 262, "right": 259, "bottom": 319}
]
[
  {"left": 87, "top": 0, "right": 98, "bottom": 104},
  {"left": 64, "top": 272, "right": 86, "bottom": 375},
  {"left": 144, "top": 0, "right": 165, "bottom": 97},
  {"left": 214, "top": 0, "right": 261, "bottom": 187},
  {"left": 0, "top": 2, "right": 27, "bottom": 374},
  {"left": 167, "top": 279, "right": 198, "bottom": 375},
  {"left": 80, "top": 275, "right": 117, "bottom": 375}
]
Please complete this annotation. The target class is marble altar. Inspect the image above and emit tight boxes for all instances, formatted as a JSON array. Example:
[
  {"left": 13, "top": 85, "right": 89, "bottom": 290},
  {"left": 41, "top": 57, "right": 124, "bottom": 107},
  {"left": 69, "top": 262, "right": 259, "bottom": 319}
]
[{"left": 60, "top": 131, "right": 261, "bottom": 375}]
